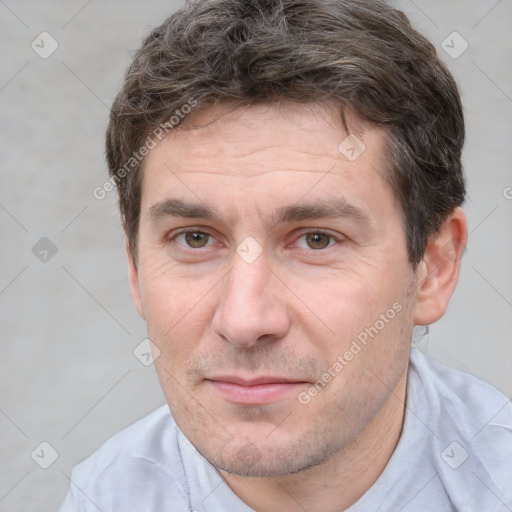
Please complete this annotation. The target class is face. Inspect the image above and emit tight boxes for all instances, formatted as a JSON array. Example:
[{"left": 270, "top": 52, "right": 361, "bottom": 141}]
[{"left": 129, "top": 101, "right": 418, "bottom": 477}]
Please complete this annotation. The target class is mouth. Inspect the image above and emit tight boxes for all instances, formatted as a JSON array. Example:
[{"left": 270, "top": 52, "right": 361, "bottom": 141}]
[{"left": 205, "top": 375, "right": 309, "bottom": 405}]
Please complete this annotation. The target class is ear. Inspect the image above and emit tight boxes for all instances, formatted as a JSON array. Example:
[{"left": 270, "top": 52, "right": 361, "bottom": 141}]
[
  {"left": 125, "top": 238, "right": 145, "bottom": 319},
  {"left": 413, "top": 207, "right": 467, "bottom": 325}
]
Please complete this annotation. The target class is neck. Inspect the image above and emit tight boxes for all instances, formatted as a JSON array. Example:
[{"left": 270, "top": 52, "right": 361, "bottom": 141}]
[{"left": 219, "top": 368, "right": 408, "bottom": 512}]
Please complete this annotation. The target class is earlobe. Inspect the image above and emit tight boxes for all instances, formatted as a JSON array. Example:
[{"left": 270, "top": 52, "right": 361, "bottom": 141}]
[
  {"left": 413, "top": 207, "right": 468, "bottom": 326},
  {"left": 125, "top": 239, "right": 146, "bottom": 319}
]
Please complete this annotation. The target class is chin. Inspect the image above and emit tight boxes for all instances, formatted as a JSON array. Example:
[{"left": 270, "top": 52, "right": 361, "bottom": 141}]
[{"left": 197, "top": 429, "right": 342, "bottom": 478}]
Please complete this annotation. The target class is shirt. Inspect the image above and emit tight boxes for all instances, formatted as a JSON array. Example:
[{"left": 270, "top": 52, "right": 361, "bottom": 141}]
[{"left": 59, "top": 348, "right": 512, "bottom": 511}]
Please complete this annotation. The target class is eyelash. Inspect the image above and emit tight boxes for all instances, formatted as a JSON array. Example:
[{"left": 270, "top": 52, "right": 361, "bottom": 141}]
[
  {"left": 167, "top": 228, "right": 344, "bottom": 251},
  {"left": 293, "top": 230, "right": 341, "bottom": 250},
  {"left": 167, "top": 229, "right": 220, "bottom": 249}
]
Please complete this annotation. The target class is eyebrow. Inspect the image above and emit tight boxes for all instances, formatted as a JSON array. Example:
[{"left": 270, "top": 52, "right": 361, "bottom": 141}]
[
  {"left": 149, "top": 199, "right": 221, "bottom": 222},
  {"left": 272, "top": 198, "right": 372, "bottom": 226},
  {"left": 148, "top": 197, "right": 372, "bottom": 227}
]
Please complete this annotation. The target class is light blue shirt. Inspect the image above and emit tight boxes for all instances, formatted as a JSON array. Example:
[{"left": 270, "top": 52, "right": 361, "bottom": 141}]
[{"left": 59, "top": 348, "right": 512, "bottom": 511}]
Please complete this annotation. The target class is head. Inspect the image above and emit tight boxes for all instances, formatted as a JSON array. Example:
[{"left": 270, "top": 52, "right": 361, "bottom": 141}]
[{"left": 106, "top": 0, "right": 467, "bottom": 477}]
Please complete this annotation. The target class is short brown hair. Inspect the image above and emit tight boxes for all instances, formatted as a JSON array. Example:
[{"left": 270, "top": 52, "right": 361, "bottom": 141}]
[{"left": 106, "top": 0, "right": 465, "bottom": 266}]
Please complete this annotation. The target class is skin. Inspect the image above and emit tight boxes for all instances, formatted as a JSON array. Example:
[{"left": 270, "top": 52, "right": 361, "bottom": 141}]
[{"left": 126, "top": 100, "right": 467, "bottom": 511}]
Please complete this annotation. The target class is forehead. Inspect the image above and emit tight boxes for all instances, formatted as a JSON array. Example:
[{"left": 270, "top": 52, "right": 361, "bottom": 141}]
[
  {"left": 140, "top": 101, "right": 396, "bottom": 223},
  {"left": 149, "top": 101, "right": 384, "bottom": 169}
]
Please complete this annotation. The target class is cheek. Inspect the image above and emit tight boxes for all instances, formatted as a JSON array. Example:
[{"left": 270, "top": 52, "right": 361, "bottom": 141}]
[
  {"left": 139, "top": 264, "right": 191, "bottom": 336},
  {"left": 290, "top": 261, "right": 412, "bottom": 370},
  {"left": 293, "top": 266, "right": 397, "bottom": 332},
  {"left": 138, "top": 259, "right": 219, "bottom": 363}
]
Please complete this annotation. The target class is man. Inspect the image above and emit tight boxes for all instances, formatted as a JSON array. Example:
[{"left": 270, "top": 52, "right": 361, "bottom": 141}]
[{"left": 60, "top": 0, "right": 512, "bottom": 510}]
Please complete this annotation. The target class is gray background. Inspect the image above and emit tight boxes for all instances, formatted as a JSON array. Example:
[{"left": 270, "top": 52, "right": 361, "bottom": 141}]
[{"left": 0, "top": 1, "right": 511, "bottom": 510}]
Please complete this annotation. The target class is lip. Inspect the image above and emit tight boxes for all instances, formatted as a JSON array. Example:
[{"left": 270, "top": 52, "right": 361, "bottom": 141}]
[{"left": 206, "top": 376, "right": 308, "bottom": 405}]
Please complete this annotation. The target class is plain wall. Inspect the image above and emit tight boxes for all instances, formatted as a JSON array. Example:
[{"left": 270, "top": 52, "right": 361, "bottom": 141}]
[{"left": 0, "top": 1, "right": 511, "bottom": 510}]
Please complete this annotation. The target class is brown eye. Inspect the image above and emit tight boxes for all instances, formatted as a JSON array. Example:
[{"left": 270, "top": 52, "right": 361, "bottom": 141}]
[
  {"left": 305, "top": 232, "right": 332, "bottom": 250},
  {"left": 184, "top": 231, "right": 210, "bottom": 248}
]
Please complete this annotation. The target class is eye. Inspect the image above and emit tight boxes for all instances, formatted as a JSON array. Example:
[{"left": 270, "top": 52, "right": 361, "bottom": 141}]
[
  {"left": 296, "top": 232, "right": 337, "bottom": 250},
  {"left": 174, "top": 230, "right": 214, "bottom": 249}
]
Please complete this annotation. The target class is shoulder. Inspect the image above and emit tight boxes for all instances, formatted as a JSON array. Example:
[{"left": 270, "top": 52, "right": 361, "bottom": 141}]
[
  {"left": 61, "top": 404, "right": 191, "bottom": 511},
  {"left": 75, "top": 404, "right": 176, "bottom": 473},
  {"left": 410, "top": 347, "right": 512, "bottom": 431},
  {"left": 409, "top": 348, "right": 512, "bottom": 504}
]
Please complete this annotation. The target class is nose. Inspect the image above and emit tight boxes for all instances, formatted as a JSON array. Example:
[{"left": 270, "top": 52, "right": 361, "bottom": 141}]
[{"left": 211, "top": 254, "right": 291, "bottom": 348}]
